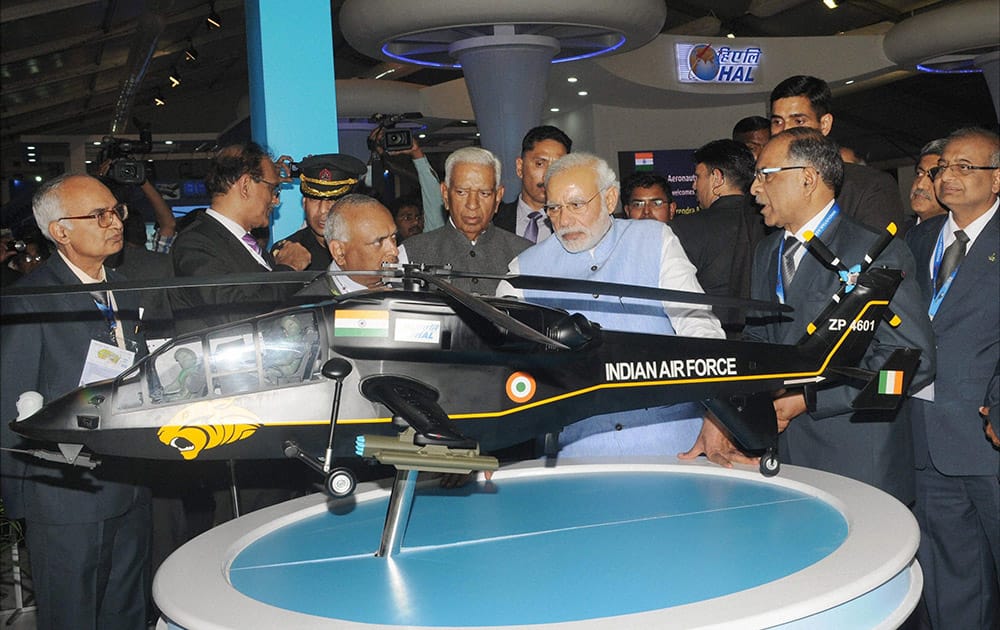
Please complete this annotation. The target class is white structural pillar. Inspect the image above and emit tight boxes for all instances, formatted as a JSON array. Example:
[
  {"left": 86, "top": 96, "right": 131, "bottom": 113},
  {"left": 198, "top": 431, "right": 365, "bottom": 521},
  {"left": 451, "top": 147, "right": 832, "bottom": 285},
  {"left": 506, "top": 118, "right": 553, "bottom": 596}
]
[{"left": 449, "top": 29, "right": 559, "bottom": 197}]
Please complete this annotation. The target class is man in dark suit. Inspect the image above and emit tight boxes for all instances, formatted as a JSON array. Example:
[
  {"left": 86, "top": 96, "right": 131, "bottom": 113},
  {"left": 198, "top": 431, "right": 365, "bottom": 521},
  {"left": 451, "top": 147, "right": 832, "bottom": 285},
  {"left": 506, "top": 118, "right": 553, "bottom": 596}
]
[
  {"left": 769, "top": 75, "right": 905, "bottom": 233},
  {"left": 171, "top": 142, "right": 311, "bottom": 335},
  {"left": 742, "top": 127, "right": 934, "bottom": 503},
  {"left": 670, "top": 139, "right": 765, "bottom": 337},
  {"left": 1, "top": 174, "right": 150, "bottom": 629},
  {"left": 904, "top": 127, "right": 999, "bottom": 630},
  {"left": 493, "top": 125, "right": 572, "bottom": 243},
  {"left": 169, "top": 143, "right": 312, "bottom": 526}
]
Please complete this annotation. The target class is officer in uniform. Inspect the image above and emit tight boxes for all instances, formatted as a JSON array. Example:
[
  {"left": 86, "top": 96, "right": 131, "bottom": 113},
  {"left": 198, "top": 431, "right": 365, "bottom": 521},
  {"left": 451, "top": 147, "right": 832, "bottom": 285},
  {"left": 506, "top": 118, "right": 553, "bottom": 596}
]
[{"left": 273, "top": 153, "right": 367, "bottom": 270}]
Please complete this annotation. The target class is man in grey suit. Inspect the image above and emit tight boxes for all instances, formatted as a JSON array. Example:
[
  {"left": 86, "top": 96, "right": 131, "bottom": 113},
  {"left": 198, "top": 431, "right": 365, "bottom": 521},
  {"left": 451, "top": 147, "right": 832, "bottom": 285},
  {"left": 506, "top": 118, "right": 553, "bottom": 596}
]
[
  {"left": 401, "top": 146, "right": 530, "bottom": 295},
  {"left": 1, "top": 174, "right": 150, "bottom": 629},
  {"left": 905, "top": 127, "right": 999, "bottom": 630},
  {"left": 742, "top": 127, "right": 934, "bottom": 503}
]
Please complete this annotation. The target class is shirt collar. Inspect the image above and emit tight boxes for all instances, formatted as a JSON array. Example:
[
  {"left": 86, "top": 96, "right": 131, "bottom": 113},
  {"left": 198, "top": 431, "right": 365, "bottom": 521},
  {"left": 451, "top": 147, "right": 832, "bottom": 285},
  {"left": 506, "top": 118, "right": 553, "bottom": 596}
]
[
  {"left": 786, "top": 199, "right": 836, "bottom": 242},
  {"left": 58, "top": 250, "right": 106, "bottom": 283}
]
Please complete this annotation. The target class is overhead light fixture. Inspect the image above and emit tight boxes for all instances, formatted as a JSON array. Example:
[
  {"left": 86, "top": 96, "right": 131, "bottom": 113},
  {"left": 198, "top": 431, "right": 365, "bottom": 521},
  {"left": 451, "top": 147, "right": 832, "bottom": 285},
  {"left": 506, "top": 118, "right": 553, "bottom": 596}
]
[
  {"left": 184, "top": 37, "right": 199, "bottom": 62},
  {"left": 164, "top": 140, "right": 174, "bottom": 145},
  {"left": 93, "top": 141, "right": 102, "bottom": 146},
  {"left": 845, "top": 79, "right": 855, "bottom": 85},
  {"left": 567, "top": 77, "right": 578, "bottom": 83},
  {"left": 418, "top": 133, "right": 427, "bottom": 139},
  {"left": 206, "top": 2, "right": 222, "bottom": 29},
  {"left": 550, "top": 107, "right": 560, "bottom": 112},
  {"left": 726, "top": 31, "right": 736, "bottom": 39},
  {"left": 26, "top": 145, "right": 35, "bottom": 150},
  {"left": 34, "top": 176, "right": 43, "bottom": 182},
  {"left": 577, "top": 91, "right": 589, "bottom": 96},
  {"left": 169, "top": 67, "right": 181, "bottom": 88},
  {"left": 823, "top": 0, "right": 838, "bottom": 8},
  {"left": 154, "top": 91, "right": 166, "bottom": 106}
]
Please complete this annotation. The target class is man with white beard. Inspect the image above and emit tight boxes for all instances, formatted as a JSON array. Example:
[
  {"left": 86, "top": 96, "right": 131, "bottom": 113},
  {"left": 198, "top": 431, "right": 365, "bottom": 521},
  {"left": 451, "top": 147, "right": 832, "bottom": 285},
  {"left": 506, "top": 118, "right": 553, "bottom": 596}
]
[{"left": 498, "top": 153, "right": 746, "bottom": 462}]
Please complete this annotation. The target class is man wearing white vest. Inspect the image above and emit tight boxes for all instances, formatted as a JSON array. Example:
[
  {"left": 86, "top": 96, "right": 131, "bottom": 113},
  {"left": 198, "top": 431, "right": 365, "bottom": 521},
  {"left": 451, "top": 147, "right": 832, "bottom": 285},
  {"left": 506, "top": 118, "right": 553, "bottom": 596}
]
[{"left": 498, "top": 152, "right": 731, "bottom": 458}]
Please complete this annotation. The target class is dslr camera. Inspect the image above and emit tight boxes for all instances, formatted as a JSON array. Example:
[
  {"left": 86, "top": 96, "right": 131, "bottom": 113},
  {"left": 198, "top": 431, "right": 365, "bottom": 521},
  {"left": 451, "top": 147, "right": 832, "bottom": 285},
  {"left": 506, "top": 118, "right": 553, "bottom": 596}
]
[
  {"left": 100, "top": 127, "right": 153, "bottom": 185},
  {"left": 368, "top": 112, "right": 422, "bottom": 151}
]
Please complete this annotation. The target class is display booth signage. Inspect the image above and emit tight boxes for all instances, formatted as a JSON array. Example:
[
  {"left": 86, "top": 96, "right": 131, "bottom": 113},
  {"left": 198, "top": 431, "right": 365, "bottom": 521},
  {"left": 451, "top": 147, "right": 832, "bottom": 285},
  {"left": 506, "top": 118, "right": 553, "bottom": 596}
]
[{"left": 675, "top": 43, "right": 762, "bottom": 84}]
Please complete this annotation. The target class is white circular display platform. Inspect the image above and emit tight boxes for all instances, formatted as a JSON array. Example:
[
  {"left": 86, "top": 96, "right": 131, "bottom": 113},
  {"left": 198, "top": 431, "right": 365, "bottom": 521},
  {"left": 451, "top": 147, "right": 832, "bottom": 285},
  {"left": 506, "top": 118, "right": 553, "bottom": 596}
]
[{"left": 154, "top": 459, "right": 921, "bottom": 629}]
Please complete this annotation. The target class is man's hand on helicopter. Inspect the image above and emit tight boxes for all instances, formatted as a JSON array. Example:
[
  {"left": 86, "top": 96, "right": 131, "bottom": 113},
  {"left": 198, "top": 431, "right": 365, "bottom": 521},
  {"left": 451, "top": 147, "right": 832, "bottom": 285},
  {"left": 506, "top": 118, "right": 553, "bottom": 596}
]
[
  {"left": 772, "top": 390, "right": 807, "bottom": 433},
  {"left": 678, "top": 412, "right": 759, "bottom": 468}
]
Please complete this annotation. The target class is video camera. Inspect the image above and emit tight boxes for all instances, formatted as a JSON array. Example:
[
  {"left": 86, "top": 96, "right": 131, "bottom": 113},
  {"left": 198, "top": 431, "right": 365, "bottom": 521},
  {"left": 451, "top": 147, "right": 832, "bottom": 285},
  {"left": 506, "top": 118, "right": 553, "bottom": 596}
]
[
  {"left": 367, "top": 112, "right": 422, "bottom": 152},
  {"left": 99, "top": 127, "right": 153, "bottom": 185}
]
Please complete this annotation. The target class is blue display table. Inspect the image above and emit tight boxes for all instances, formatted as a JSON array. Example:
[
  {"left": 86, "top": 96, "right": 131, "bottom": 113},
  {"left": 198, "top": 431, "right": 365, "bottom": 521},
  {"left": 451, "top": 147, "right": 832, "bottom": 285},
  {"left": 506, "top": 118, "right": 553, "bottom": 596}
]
[{"left": 154, "top": 460, "right": 921, "bottom": 628}]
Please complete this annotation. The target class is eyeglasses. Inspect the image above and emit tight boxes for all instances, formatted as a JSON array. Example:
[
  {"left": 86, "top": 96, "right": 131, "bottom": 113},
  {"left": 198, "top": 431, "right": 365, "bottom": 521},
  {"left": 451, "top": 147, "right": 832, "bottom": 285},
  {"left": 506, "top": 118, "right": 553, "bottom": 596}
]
[
  {"left": 58, "top": 202, "right": 128, "bottom": 228},
  {"left": 254, "top": 177, "right": 282, "bottom": 198},
  {"left": 626, "top": 199, "right": 670, "bottom": 210},
  {"left": 753, "top": 166, "right": 808, "bottom": 183},
  {"left": 543, "top": 189, "right": 605, "bottom": 216},
  {"left": 928, "top": 163, "right": 998, "bottom": 181}
]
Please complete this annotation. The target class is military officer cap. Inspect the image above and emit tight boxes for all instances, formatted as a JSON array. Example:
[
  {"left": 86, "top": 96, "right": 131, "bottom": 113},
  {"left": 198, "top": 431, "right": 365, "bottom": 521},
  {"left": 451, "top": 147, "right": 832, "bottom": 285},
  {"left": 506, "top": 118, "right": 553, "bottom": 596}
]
[{"left": 298, "top": 153, "right": 367, "bottom": 199}]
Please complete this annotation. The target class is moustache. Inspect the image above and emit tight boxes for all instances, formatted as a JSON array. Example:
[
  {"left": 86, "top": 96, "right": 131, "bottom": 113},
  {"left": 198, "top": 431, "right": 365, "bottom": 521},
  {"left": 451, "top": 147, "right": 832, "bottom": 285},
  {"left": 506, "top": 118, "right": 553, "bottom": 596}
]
[{"left": 910, "top": 189, "right": 933, "bottom": 201}]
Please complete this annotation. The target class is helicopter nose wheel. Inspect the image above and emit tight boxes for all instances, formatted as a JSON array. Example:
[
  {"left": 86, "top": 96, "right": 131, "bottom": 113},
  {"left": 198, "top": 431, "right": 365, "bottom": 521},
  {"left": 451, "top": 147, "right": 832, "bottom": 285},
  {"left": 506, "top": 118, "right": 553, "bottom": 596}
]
[
  {"left": 325, "top": 467, "right": 357, "bottom": 497},
  {"left": 759, "top": 449, "right": 780, "bottom": 477}
]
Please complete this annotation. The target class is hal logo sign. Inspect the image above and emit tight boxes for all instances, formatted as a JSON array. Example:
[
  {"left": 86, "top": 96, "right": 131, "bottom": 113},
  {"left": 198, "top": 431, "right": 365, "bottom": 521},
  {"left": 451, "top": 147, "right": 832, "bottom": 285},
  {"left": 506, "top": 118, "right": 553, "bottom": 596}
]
[{"left": 676, "top": 43, "right": 762, "bottom": 84}]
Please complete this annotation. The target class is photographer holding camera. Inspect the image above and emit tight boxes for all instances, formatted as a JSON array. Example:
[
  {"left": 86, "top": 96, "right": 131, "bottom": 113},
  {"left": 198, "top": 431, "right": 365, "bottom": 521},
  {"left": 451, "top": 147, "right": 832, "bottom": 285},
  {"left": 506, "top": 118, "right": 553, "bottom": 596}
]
[{"left": 368, "top": 114, "right": 446, "bottom": 232}]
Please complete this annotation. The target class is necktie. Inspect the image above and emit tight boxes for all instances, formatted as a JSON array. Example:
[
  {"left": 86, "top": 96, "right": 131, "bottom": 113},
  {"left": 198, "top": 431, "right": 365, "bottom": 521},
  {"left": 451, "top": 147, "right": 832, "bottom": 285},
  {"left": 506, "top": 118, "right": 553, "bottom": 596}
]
[
  {"left": 936, "top": 229, "right": 969, "bottom": 291},
  {"left": 242, "top": 232, "right": 262, "bottom": 255},
  {"left": 782, "top": 236, "right": 802, "bottom": 286},
  {"left": 524, "top": 211, "right": 543, "bottom": 243}
]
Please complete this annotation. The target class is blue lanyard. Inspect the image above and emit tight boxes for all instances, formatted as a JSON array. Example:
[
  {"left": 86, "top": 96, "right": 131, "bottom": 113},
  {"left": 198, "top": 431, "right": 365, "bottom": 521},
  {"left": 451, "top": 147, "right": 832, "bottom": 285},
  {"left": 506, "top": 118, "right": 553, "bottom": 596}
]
[
  {"left": 776, "top": 203, "right": 840, "bottom": 303},
  {"left": 928, "top": 227, "right": 960, "bottom": 319},
  {"left": 93, "top": 293, "right": 118, "bottom": 344}
]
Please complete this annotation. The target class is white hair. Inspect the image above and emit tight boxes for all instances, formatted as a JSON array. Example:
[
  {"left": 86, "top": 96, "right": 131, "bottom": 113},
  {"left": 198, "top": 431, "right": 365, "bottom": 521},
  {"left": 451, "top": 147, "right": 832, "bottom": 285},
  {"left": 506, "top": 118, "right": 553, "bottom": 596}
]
[
  {"left": 324, "top": 193, "right": 385, "bottom": 242},
  {"left": 33, "top": 173, "right": 86, "bottom": 242},
  {"left": 544, "top": 152, "right": 619, "bottom": 194},
  {"left": 443, "top": 147, "right": 502, "bottom": 188}
]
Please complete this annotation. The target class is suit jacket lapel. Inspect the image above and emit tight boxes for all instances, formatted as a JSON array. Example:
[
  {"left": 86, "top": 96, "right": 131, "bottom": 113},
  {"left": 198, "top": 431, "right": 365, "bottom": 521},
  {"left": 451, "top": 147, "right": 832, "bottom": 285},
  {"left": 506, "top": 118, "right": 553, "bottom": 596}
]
[
  {"left": 202, "top": 213, "right": 271, "bottom": 271},
  {"left": 937, "top": 212, "right": 999, "bottom": 317}
]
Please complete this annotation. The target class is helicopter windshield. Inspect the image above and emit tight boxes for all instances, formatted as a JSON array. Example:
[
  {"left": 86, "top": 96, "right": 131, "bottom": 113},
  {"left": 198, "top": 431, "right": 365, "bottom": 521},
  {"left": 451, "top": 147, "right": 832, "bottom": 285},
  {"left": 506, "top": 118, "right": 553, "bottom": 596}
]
[{"left": 117, "top": 309, "right": 323, "bottom": 409}]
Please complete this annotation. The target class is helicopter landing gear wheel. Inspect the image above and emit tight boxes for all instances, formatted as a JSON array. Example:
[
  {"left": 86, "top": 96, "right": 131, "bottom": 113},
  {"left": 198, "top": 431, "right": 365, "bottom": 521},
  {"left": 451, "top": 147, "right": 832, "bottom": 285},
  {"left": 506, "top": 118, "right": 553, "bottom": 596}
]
[
  {"left": 325, "top": 467, "right": 357, "bottom": 497},
  {"left": 760, "top": 450, "right": 780, "bottom": 477}
]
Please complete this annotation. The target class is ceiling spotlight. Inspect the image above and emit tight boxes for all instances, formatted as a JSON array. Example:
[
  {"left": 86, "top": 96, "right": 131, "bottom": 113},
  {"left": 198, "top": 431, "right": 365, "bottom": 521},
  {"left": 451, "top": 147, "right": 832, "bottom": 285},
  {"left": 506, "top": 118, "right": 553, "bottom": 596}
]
[
  {"left": 206, "top": 2, "right": 222, "bottom": 29},
  {"left": 169, "top": 67, "right": 181, "bottom": 88},
  {"left": 845, "top": 79, "right": 855, "bottom": 85},
  {"left": 577, "top": 91, "right": 589, "bottom": 96},
  {"left": 823, "top": 0, "right": 838, "bottom": 8},
  {"left": 550, "top": 107, "right": 560, "bottom": 112},
  {"left": 26, "top": 145, "right": 35, "bottom": 150},
  {"left": 184, "top": 37, "right": 199, "bottom": 62},
  {"left": 164, "top": 140, "right": 174, "bottom": 145},
  {"left": 567, "top": 77, "right": 578, "bottom": 83},
  {"left": 726, "top": 31, "right": 736, "bottom": 39},
  {"left": 154, "top": 91, "right": 166, "bottom": 106}
]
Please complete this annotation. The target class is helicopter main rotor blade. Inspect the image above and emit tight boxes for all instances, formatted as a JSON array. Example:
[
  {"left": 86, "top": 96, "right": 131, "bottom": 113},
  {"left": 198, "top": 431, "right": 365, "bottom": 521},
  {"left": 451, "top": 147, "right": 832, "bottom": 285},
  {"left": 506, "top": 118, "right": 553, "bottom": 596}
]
[
  {"left": 408, "top": 270, "right": 570, "bottom": 351},
  {"left": 0, "top": 271, "right": 328, "bottom": 297},
  {"left": 452, "top": 273, "right": 792, "bottom": 313}
]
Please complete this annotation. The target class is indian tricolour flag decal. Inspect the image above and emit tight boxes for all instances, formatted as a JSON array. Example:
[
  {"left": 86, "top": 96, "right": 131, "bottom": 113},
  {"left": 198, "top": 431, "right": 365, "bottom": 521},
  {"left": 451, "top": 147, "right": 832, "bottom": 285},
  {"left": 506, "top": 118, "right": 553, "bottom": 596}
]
[
  {"left": 877, "top": 370, "right": 904, "bottom": 395},
  {"left": 634, "top": 152, "right": 654, "bottom": 171},
  {"left": 334, "top": 310, "right": 389, "bottom": 337},
  {"left": 506, "top": 372, "right": 536, "bottom": 403}
]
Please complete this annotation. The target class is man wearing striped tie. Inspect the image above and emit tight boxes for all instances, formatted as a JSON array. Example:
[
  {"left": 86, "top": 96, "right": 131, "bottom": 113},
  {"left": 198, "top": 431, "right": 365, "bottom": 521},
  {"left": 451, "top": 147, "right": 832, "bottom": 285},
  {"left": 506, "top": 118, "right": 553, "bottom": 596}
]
[{"left": 734, "top": 127, "right": 934, "bottom": 505}]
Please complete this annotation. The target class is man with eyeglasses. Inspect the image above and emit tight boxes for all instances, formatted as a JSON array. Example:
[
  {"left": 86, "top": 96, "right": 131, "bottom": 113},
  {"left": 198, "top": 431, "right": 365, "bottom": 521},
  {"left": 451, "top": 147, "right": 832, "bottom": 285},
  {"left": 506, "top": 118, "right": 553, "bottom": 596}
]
[
  {"left": 499, "top": 152, "right": 730, "bottom": 460},
  {"left": 704, "top": 127, "right": 934, "bottom": 504},
  {"left": 1, "top": 174, "right": 152, "bottom": 629},
  {"left": 670, "top": 139, "right": 766, "bottom": 337},
  {"left": 768, "top": 75, "right": 905, "bottom": 233},
  {"left": 171, "top": 142, "right": 311, "bottom": 334},
  {"left": 621, "top": 172, "right": 677, "bottom": 223},
  {"left": 169, "top": 142, "right": 314, "bottom": 529},
  {"left": 401, "top": 146, "right": 531, "bottom": 295},
  {"left": 494, "top": 125, "right": 573, "bottom": 243},
  {"left": 906, "top": 139, "right": 949, "bottom": 232},
  {"left": 904, "top": 126, "right": 999, "bottom": 630}
]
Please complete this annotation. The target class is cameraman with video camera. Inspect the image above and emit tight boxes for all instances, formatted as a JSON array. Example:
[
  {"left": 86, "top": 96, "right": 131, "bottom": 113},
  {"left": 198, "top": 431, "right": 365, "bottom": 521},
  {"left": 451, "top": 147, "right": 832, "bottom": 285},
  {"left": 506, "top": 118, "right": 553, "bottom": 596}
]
[{"left": 368, "top": 113, "right": 446, "bottom": 232}]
